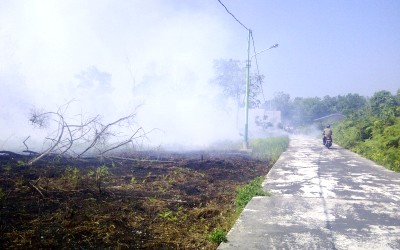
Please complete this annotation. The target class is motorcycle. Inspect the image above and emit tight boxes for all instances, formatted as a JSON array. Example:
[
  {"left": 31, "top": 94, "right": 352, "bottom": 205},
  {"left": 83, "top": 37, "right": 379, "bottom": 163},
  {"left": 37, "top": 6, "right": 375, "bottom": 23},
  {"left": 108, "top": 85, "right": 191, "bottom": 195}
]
[{"left": 324, "top": 135, "right": 332, "bottom": 148}]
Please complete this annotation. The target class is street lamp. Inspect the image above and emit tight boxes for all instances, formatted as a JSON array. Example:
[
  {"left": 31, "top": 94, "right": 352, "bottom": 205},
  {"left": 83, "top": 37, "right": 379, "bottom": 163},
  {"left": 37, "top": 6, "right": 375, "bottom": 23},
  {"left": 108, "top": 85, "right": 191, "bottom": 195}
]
[
  {"left": 251, "top": 44, "right": 279, "bottom": 59},
  {"left": 243, "top": 30, "right": 278, "bottom": 150}
]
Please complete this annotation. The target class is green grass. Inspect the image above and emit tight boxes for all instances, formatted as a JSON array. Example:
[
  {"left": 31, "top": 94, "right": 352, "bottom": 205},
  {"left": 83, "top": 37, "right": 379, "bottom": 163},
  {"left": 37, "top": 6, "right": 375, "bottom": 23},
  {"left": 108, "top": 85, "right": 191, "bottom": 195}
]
[
  {"left": 208, "top": 136, "right": 289, "bottom": 245},
  {"left": 249, "top": 136, "right": 289, "bottom": 162},
  {"left": 235, "top": 176, "right": 270, "bottom": 213},
  {"left": 209, "top": 228, "right": 228, "bottom": 244}
]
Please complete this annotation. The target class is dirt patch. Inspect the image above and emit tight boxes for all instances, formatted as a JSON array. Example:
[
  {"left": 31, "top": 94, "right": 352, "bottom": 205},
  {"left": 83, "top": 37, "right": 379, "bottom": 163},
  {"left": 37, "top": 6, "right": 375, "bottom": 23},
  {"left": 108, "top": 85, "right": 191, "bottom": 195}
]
[{"left": 0, "top": 151, "right": 272, "bottom": 249}]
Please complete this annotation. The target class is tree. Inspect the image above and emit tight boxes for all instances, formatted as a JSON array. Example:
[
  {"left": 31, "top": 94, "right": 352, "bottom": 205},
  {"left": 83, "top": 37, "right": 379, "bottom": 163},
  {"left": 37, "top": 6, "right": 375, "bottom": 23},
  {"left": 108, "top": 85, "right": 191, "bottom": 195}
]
[
  {"left": 369, "top": 90, "right": 398, "bottom": 125},
  {"left": 291, "top": 97, "right": 329, "bottom": 125},
  {"left": 322, "top": 95, "right": 338, "bottom": 114},
  {"left": 212, "top": 59, "right": 263, "bottom": 109},
  {"left": 370, "top": 91, "right": 396, "bottom": 115},
  {"left": 336, "top": 94, "right": 367, "bottom": 116},
  {"left": 271, "top": 92, "right": 292, "bottom": 121}
]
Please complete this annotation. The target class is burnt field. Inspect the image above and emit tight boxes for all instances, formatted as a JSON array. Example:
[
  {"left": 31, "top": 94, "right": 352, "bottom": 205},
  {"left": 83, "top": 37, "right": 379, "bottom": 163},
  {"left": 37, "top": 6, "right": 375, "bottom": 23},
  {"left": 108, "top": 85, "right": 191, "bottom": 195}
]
[{"left": 0, "top": 150, "right": 272, "bottom": 249}]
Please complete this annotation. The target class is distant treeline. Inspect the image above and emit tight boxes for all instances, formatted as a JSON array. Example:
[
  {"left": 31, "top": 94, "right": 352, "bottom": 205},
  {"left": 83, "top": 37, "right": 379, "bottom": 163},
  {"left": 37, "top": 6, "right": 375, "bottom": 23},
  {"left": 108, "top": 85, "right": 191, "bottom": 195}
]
[
  {"left": 267, "top": 92, "right": 368, "bottom": 126},
  {"left": 268, "top": 90, "right": 400, "bottom": 172}
]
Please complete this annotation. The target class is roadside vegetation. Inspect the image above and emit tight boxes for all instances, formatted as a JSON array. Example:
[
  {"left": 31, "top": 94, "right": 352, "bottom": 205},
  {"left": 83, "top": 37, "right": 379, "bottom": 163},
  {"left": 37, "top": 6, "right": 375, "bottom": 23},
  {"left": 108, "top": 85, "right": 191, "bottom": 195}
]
[
  {"left": 207, "top": 136, "right": 289, "bottom": 245},
  {"left": 267, "top": 89, "right": 399, "bottom": 172},
  {"left": 333, "top": 90, "right": 400, "bottom": 172},
  {"left": 249, "top": 137, "right": 289, "bottom": 162}
]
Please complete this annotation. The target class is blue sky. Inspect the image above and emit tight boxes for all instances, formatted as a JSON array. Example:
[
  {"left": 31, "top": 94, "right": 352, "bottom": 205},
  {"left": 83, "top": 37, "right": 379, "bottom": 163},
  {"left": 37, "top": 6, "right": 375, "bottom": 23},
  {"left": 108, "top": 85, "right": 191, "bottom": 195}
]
[
  {"left": 218, "top": 0, "right": 400, "bottom": 98},
  {"left": 0, "top": 0, "right": 399, "bottom": 148}
]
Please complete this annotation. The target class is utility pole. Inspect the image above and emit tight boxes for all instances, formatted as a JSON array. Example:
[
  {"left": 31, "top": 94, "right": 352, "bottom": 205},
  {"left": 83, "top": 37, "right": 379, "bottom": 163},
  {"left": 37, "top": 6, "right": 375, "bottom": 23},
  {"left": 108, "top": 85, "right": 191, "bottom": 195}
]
[
  {"left": 243, "top": 41, "right": 278, "bottom": 150},
  {"left": 243, "top": 29, "right": 252, "bottom": 150}
]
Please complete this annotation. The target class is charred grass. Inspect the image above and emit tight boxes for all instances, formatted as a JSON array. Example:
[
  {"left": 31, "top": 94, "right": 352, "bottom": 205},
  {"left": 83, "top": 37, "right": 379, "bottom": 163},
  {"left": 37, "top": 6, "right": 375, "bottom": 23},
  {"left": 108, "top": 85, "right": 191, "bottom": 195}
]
[{"left": 0, "top": 151, "right": 273, "bottom": 249}]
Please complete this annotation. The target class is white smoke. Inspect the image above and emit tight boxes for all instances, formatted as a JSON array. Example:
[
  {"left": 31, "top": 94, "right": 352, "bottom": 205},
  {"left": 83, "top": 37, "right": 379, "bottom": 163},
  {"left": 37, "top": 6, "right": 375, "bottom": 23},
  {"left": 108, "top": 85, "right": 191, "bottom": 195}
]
[{"left": 0, "top": 0, "right": 244, "bottom": 152}]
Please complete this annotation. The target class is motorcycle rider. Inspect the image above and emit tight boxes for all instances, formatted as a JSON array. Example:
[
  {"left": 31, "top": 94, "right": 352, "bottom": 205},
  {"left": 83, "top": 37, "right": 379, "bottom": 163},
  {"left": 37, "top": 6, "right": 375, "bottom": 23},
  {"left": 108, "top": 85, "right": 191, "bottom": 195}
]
[{"left": 323, "top": 125, "right": 332, "bottom": 145}]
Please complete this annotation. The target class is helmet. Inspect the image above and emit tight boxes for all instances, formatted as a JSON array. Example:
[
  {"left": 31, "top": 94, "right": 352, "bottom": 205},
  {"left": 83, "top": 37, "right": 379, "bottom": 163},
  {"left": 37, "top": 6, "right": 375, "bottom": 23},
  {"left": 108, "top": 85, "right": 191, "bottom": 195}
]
[{"left": 326, "top": 125, "right": 331, "bottom": 128}]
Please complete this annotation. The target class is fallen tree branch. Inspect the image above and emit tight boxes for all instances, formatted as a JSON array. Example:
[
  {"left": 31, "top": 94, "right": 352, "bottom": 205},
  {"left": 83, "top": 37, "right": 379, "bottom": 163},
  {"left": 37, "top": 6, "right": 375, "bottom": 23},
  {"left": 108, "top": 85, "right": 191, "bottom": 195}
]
[
  {"left": 28, "top": 114, "right": 66, "bottom": 165},
  {"left": 104, "top": 156, "right": 175, "bottom": 163},
  {"left": 28, "top": 181, "right": 45, "bottom": 199},
  {"left": 26, "top": 104, "right": 148, "bottom": 162},
  {"left": 0, "top": 151, "right": 23, "bottom": 156},
  {"left": 77, "top": 114, "right": 135, "bottom": 157},
  {"left": 23, "top": 150, "right": 40, "bottom": 156}
]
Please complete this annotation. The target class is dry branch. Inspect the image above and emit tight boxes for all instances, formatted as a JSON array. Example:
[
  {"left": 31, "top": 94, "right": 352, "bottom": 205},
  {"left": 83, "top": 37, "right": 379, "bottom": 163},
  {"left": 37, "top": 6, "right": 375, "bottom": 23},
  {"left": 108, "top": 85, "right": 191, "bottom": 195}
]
[
  {"left": 77, "top": 114, "right": 136, "bottom": 157},
  {"left": 26, "top": 105, "right": 146, "bottom": 163},
  {"left": 28, "top": 113, "right": 66, "bottom": 165},
  {"left": 105, "top": 156, "right": 175, "bottom": 163},
  {"left": 28, "top": 181, "right": 45, "bottom": 199}
]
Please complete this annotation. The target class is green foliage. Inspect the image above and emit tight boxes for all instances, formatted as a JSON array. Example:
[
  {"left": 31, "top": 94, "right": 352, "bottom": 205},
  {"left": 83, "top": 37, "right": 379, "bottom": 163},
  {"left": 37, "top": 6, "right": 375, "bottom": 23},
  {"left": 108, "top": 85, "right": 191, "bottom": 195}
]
[
  {"left": 336, "top": 117, "right": 400, "bottom": 172},
  {"left": 293, "top": 97, "right": 329, "bottom": 125},
  {"left": 269, "top": 92, "right": 367, "bottom": 125},
  {"left": 271, "top": 92, "right": 292, "bottom": 120},
  {"left": 336, "top": 93, "right": 367, "bottom": 116},
  {"left": 158, "top": 206, "right": 188, "bottom": 223},
  {"left": 370, "top": 90, "right": 398, "bottom": 118},
  {"left": 235, "top": 176, "right": 270, "bottom": 213},
  {"left": 158, "top": 209, "right": 177, "bottom": 221},
  {"left": 97, "top": 165, "right": 110, "bottom": 178},
  {"left": 17, "top": 160, "right": 25, "bottom": 167},
  {"left": 64, "top": 166, "right": 80, "bottom": 188},
  {"left": 88, "top": 165, "right": 111, "bottom": 193},
  {"left": 249, "top": 136, "right": 289, "bottom": 162},
  {"left": 334, "top": 90, "right": 400, "bottom": 172},
  {"left": 130, "top": 177, "right": 137, "bottom": 184},
  {"left": 208, "top": 228, "right": 227, "bottom": 244}
]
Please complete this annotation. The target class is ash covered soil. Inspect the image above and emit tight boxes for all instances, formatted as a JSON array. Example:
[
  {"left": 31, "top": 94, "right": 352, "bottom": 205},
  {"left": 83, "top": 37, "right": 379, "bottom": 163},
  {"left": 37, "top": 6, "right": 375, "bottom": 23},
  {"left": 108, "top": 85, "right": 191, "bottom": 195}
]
[{"left": 0, "top": 150, "right": 272, "bottom": 249}]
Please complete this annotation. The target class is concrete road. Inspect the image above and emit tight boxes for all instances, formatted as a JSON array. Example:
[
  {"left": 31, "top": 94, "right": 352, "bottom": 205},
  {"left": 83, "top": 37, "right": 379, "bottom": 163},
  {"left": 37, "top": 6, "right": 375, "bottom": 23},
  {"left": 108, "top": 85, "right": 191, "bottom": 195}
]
[{"left": 218, "top": 137, "right": 400, "bottom": 250}]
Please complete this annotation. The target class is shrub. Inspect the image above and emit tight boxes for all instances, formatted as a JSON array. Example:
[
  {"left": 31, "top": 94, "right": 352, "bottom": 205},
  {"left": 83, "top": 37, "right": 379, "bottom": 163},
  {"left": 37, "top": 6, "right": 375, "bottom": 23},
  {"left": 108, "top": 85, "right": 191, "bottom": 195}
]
[
  {"left": 63, "top": 166, "right": 80, "bottom": 188},
  {"left": 209, "top": 228, "right": 227, "bottom": 244},
  {"left": 335, "top": 116, "right": 400, "bottom": 172},
  {"left": 88, "top": 165, "right": 111, "bottom": 193}
]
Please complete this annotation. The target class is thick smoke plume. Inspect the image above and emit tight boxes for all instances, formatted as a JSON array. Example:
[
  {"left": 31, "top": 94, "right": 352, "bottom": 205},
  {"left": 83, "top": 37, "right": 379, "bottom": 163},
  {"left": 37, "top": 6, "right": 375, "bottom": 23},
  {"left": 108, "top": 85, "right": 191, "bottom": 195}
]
[{"left": 0, "top": 1, "right": 244, "bottom": 152}]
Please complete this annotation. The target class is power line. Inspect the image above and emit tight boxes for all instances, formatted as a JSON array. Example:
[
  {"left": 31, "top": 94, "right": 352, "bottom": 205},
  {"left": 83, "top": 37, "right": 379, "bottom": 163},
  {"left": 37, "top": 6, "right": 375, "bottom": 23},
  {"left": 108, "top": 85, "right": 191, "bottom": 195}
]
[
  {"left": 216, "top": 0, "right": 248, "bottom": 30},
  {"left": 250, "top": 32, "right": 266, "bottom": 103},
  {"left": 216, "top": 0, "right": 266, "bottom": 104}
]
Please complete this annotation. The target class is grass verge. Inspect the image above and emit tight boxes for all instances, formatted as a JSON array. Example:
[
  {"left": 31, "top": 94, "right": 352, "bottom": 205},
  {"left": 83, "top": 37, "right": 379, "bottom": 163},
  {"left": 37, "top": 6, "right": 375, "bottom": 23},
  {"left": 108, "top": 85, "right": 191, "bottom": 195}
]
[
  {"left": 250, "top": 136, "right": 289, "bottom": 162},
  {"left": 235, "top": 176, "right": 270, "bottom": 213},
  {"left": 215, "top": 136, "right": 289, "bottom": 246}
]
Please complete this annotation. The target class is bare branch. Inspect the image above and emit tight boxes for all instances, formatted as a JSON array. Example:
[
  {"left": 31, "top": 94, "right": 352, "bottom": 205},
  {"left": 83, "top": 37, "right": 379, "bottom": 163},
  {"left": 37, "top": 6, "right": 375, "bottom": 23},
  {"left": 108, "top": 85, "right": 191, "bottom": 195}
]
[
  {"left": 28, "top": 114, "right": 66, "bottom": 165},
  {"left": 28, "top": 181, "right": 45, "bottom": 199},
  {"left": 26, "top": 103, "right": 147, "bottom": 162},
  {"left": 77, "top": 114, "right": 136, "bottom": 157},
  {"left": 23, "top": 136, "right": 30, "bottom": 152},
  {"left": 100, "top": 127, "right": 143, "bottom": 155}
]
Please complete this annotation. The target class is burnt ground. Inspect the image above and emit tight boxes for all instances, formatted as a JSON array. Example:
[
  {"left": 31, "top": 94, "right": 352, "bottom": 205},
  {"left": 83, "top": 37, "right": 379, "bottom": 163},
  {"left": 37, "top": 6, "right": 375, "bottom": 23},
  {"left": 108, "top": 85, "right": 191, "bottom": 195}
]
[{"left": 0, "top": 150, "right": 272, "bottom": 249}]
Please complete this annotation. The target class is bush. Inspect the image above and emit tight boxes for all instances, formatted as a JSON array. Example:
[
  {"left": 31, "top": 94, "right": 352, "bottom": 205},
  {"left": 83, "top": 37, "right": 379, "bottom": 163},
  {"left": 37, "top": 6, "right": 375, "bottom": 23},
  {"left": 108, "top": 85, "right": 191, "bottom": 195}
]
[
  {"left": 209, "top": 228, "right": 227, "bottom": 244},
  {"left": 334, "top": 116, "right": 400, "bottom": 172}
]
